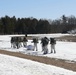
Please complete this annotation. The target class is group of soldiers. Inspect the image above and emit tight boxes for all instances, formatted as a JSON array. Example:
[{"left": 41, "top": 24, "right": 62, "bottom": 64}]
[
  {"left": 11, "top": 36, "right": 56, "bottom": 54},
  {"left": 11, "top": 36, "right": 28, "bottom": 49},
  {"left": 32, "top": 37, "right": 56, "bottom": 54}
]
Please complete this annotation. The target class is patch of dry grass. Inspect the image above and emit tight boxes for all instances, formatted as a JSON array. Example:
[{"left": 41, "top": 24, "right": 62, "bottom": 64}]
[{"left": 56, "top": 35, "right": 76, "bottom": 42}]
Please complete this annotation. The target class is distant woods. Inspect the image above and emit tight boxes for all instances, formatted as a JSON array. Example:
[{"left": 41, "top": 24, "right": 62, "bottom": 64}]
[{"left": 0, "top": 15, "right": 76, "bottom": 34}]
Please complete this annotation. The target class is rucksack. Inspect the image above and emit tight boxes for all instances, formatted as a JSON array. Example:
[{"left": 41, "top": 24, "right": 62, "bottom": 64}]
[
  {"left": 50, "top": 38, "right": 56, "bottom": 44},
  {"left": 32, "top": 38, "right": 38, "bottom": 43},
  {"left": 41, "top": 37, "right": 49, "bottom": 46}
]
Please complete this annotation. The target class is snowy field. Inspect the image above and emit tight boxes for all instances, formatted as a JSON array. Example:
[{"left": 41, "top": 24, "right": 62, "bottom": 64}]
[{"left": 0, "top": 34, "right": 76, "bottom": 75}]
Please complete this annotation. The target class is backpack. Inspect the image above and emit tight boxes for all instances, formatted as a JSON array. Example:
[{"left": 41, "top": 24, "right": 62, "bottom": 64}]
[
  {"left": 23, "top": 37, "right": 28, "bottom": 42},
  {"left": 41, "top": 37, "right": 49, "bottom": 46},
  {"left": 32, "top": 38, "right": 38, "bottom": 43},
  {"left": 50, "top": 38, "right": 56, "bottom": 44},
  {"left": 44, "top": 37, "right": 49, "bottom": 44}
]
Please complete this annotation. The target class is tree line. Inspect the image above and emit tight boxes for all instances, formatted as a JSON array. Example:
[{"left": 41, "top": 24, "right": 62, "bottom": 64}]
[{"left": 0, "top": 15, "right": 76, "bottom": 34}]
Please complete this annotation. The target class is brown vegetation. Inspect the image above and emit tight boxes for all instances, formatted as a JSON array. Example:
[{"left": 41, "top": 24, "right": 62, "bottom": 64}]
[{"left": 56, "top": 34, "right": 76, "bottom": 42}]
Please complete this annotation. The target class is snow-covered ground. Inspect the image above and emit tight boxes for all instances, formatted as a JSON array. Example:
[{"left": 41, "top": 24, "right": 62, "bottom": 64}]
[
  {"left": 0, "top": 34, "right": 76, "bottom": 75},
  {"left": 0, "top": 54, "right": 76, "bottom": 75}
]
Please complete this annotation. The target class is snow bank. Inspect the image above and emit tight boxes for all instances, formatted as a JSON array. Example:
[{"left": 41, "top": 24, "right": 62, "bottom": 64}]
[{"left": 0, "top": 54, "right": 76, "bottom": 75}]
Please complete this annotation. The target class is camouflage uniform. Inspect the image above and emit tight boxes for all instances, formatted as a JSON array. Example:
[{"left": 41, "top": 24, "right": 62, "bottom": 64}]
[
  {"left": 23, "top": 37, "right": 28, "bottom": 47},
  {"left": 41, "top": 37, "right": 49, "bottom": 54},
  {"left": 32, "top": 38, "right": 38, "bottom": 51},
  {"left": 50, "top": 38, "right": 56, "bottom": 53},
  {"left": 11, "top": 37, "right": 16, "bottom": 48}
]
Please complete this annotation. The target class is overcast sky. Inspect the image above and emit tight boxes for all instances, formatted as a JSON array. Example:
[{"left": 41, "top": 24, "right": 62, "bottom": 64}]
[{"left": 0, "top": 0, "right": 76, "bottom": 20}]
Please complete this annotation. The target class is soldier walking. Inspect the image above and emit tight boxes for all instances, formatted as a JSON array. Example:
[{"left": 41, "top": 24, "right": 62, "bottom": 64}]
[
  {"left": 50, "top": 38, "right": 56, "bottom": 53},
  {"left": 32, "top": 38, "right": 38, "bottom": 51},
  {"left": 41, "top": 37, "right": 49, "bottom": 54},
  {"left": 11, "top": 37, "right": 16, "bottom": 48},
  {"left": 23, "top": 36, "right": 28, "bottom": 47}
]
